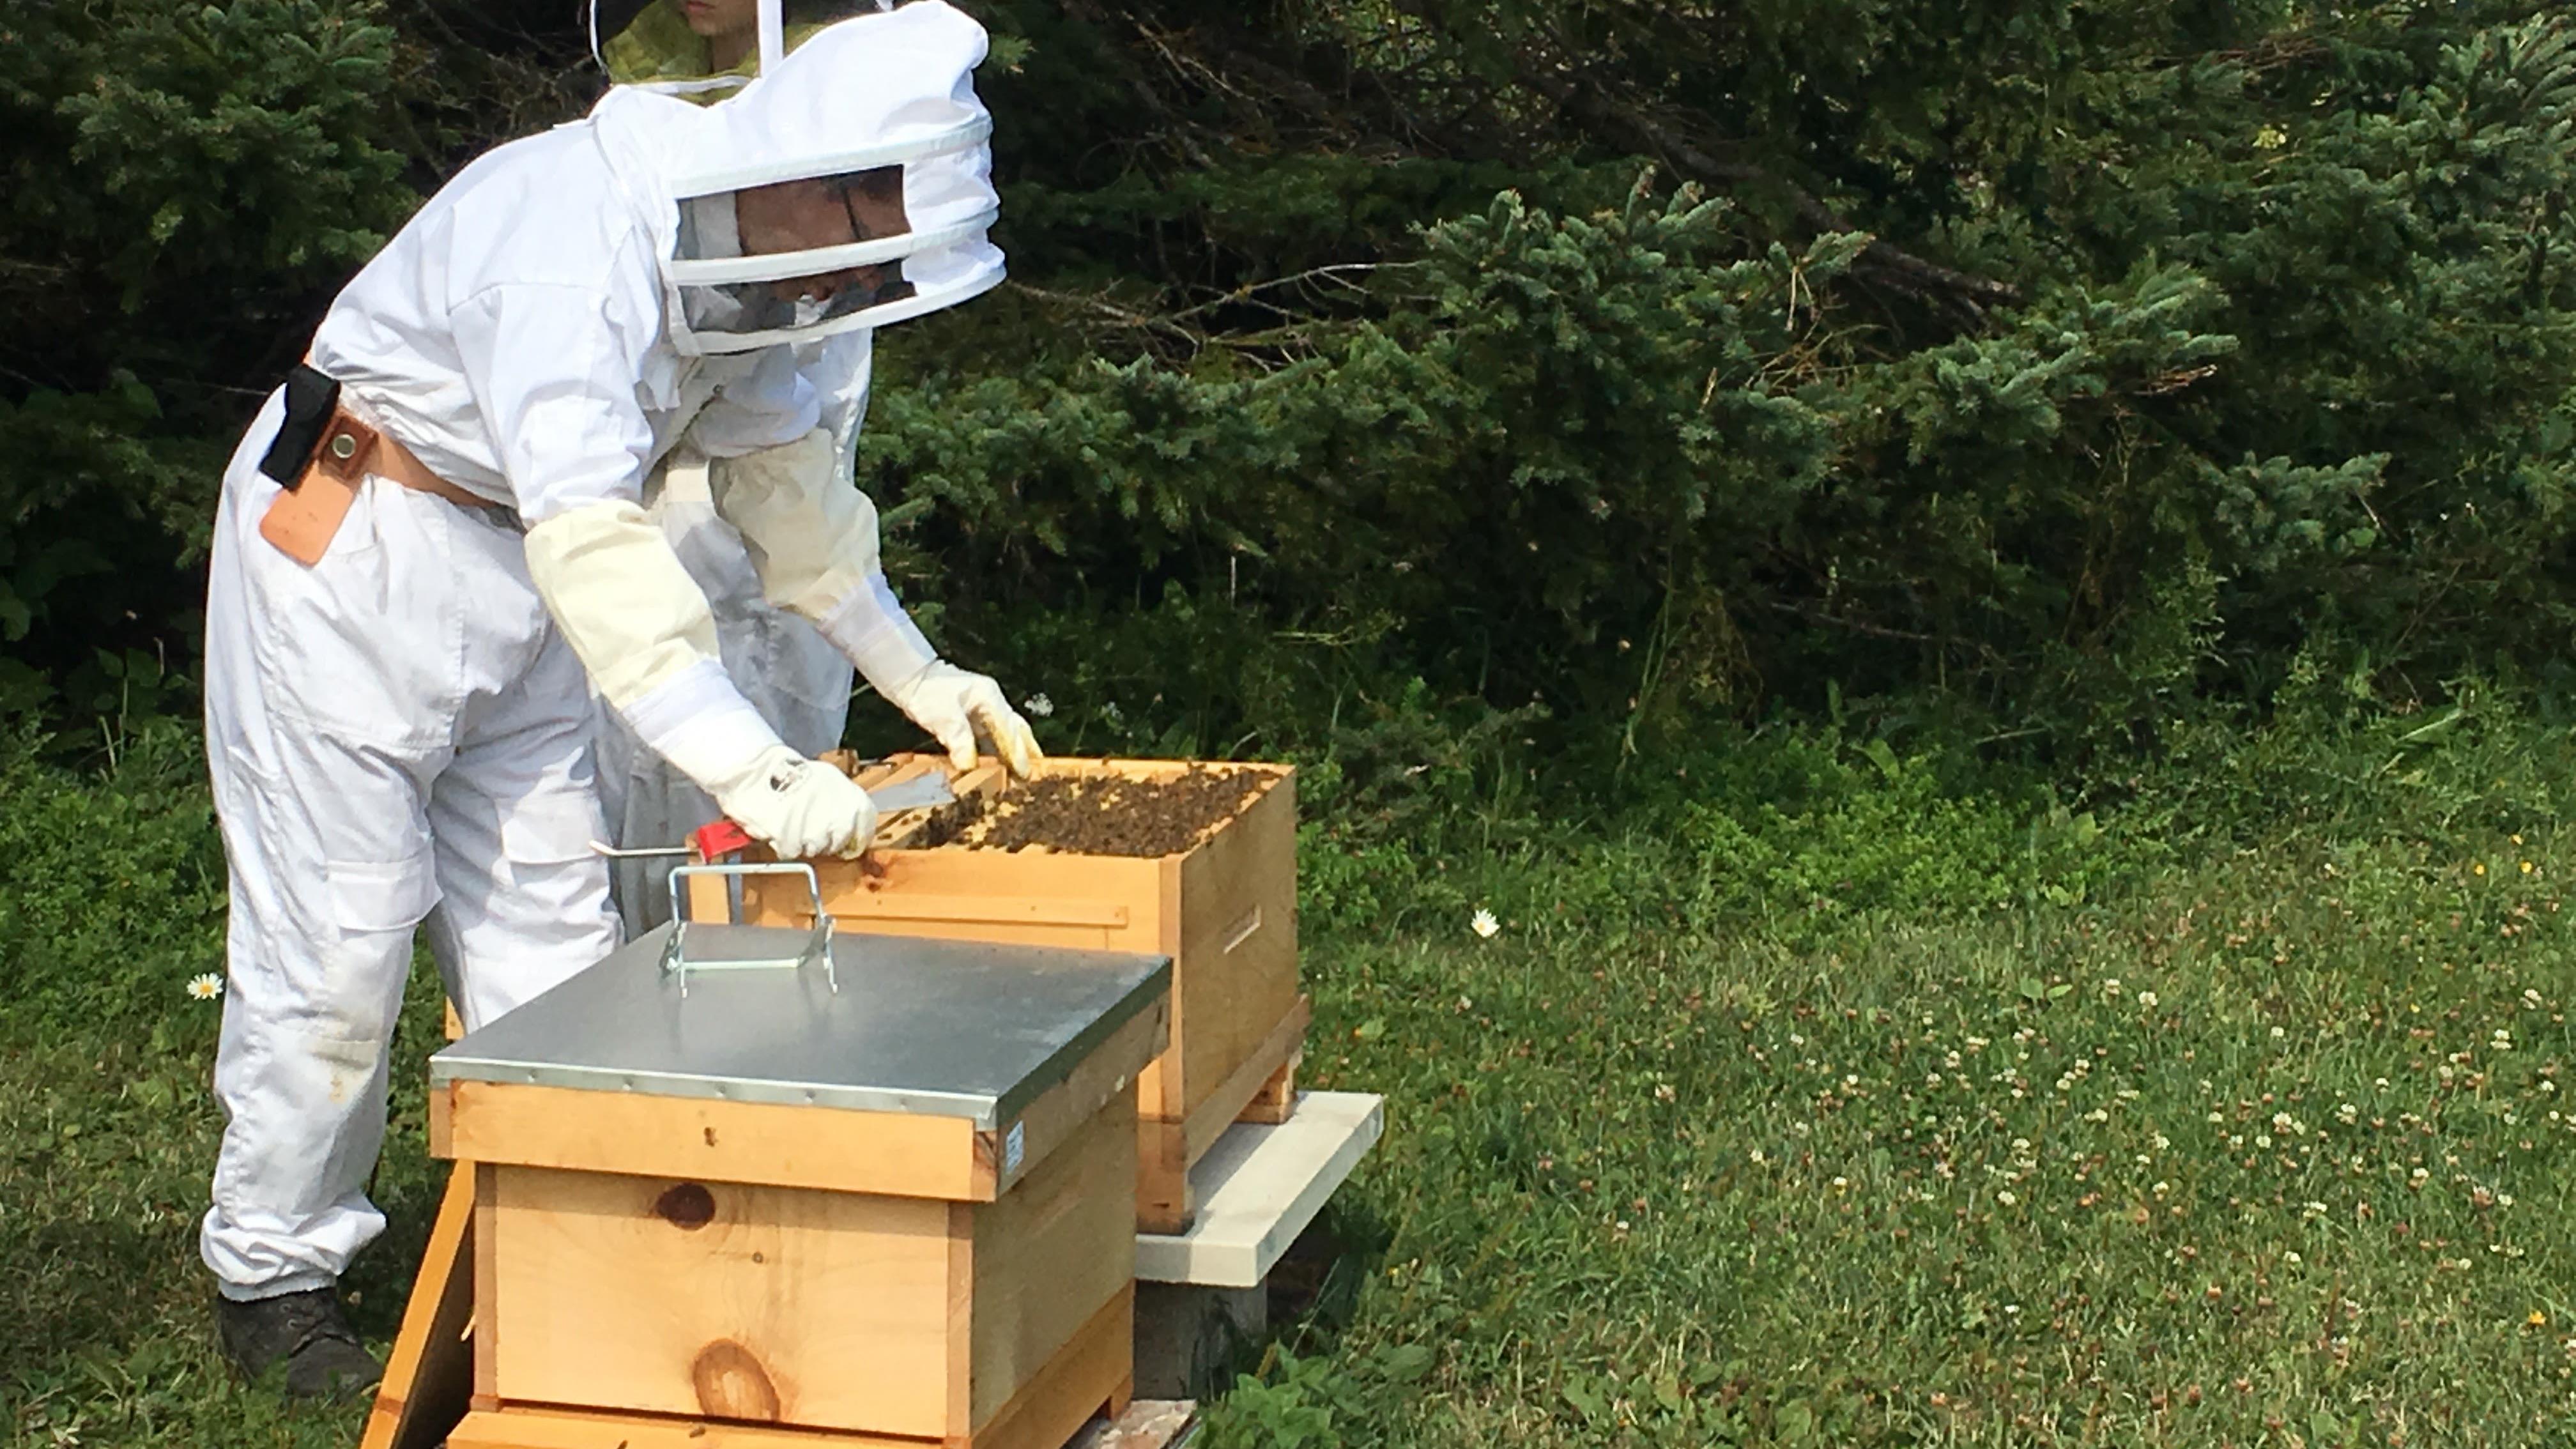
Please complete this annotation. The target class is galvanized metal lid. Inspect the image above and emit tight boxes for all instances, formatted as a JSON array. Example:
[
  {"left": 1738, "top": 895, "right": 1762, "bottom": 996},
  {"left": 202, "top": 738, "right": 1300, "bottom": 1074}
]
[{"left": 429, "top": 924, "right": 1169, "bottom": 1129}]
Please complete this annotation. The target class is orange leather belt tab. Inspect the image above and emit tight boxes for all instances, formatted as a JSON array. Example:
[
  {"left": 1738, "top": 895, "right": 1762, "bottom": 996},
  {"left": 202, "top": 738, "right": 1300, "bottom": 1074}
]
[{"left": 259, "top": 410, "right": 503, "bottom": 566}]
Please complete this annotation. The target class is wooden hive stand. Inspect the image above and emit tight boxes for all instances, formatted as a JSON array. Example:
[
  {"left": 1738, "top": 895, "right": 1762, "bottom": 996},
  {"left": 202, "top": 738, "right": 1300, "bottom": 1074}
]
[{"left": 756, "top": 754, "right": 1311, "bottom": 1236}]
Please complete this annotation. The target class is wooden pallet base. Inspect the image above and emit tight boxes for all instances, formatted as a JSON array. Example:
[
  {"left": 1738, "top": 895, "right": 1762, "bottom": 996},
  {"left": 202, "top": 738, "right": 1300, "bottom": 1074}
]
[
  {"left": 1136, "top": 997, "right": 1309, "bottom": 1235},
  {"left": 447, "top": 1285, "right": 1133, "bottom": 1449}
]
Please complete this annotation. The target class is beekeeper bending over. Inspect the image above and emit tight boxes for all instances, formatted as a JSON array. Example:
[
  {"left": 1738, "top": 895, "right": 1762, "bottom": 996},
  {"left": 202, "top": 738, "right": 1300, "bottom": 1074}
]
[
  {"left": 588, "top": 0, "right": 912, "bottom": 936},
  {"left": 197, "top": 3, "right": 1034, "bottom": 1395}
]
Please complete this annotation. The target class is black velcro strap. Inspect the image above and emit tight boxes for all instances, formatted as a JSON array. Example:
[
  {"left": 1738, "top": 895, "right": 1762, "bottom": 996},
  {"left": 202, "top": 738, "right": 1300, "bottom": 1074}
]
[{"left": 257, "top": 364, "right": 342, "bottom": 489}]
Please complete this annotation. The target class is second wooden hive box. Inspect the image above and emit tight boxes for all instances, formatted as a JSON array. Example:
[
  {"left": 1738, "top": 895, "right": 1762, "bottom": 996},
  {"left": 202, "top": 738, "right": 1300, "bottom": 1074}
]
[{"left": 747, "top": 754, "right": 1308, "bottom": 1234}]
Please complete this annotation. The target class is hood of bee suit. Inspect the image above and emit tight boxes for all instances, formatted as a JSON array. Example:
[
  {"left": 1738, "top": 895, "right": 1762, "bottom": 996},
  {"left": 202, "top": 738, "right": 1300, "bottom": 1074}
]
[{"left": 588, "top": 0, "right": 1003, "bottom": 357}]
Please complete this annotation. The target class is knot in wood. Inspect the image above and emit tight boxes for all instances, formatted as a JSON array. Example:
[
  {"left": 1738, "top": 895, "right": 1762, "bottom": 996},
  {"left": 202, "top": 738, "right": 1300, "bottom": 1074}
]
[{"left": 654, "top": 1181, "right": 717, "bottom": 1230}]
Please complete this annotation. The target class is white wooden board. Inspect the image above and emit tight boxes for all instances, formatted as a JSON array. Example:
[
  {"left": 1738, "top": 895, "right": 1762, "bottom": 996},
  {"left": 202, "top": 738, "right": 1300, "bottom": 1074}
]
[{"left": 1134, "top": 1091, "right": 1383, "bottom": 1288}]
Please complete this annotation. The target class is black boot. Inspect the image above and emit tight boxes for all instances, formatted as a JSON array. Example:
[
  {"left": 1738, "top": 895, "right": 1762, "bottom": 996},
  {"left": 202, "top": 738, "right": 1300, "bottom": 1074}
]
[{"left": 215, "top": 1285, "right": 383, "bottom": 1399}]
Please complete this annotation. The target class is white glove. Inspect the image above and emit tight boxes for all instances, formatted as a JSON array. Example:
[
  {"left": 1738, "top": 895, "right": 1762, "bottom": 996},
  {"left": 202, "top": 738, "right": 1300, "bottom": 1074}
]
[
  {"left": 882, "top": 661, "right": 1043, "bottom": 777},
  {"left": 525, "top": 496, "right": 878, "bottom": 857},
  {"left": 698, "top": 743, "right": 882, "bottom": 859}
]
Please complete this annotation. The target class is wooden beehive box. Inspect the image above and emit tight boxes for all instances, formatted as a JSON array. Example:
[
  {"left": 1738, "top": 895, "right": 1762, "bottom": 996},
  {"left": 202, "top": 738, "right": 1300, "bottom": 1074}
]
[
  {"left": 749, "top": 755, "right": 1307, "bottom": 1234},
  {"left": 423, "top": 922, "right": 1170, "bottom": 1449}
]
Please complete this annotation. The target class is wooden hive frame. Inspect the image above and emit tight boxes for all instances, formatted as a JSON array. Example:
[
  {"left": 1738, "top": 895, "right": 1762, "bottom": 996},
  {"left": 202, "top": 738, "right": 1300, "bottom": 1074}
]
[{"left": 745, "top": 755, "right": 1309, "bottom": 1235}]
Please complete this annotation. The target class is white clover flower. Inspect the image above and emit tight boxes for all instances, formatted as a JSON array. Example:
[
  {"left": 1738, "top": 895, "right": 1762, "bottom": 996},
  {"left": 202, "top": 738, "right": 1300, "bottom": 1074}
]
[
  {"left": 1022, "top": 693, "right": 1055, "bottom": 719},
  {"left": 1996, "top": 1191, "right": 2018, "bottom": 1206},
  {"left": 2137, "top": 990, "right": 2159, "bottom": 1009},
  {"left": 1470, "top": 907, "right": 1500, "bottom": 939},
  {"left": 187, "top": 973, "right": 224, "bottom": 1000},
  {"left": 2283, "top": 1250, "right": 2303, "bottom": 1266}
]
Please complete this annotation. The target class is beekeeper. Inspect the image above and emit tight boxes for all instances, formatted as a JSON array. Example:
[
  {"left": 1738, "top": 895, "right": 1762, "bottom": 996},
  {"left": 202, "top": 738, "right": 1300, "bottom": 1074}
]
[
  {"left": 197, "top": 1, "right": 1034, "bottom": 1395},
  {"left": 587, "top": 0, "right": 903, "bottom": 934}
]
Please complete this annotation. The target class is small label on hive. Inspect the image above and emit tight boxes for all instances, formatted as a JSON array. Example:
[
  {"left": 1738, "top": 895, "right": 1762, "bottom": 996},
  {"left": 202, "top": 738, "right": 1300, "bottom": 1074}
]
[{"left": 1004, "top": 1120, "right": 1025, "bottom": 1174}]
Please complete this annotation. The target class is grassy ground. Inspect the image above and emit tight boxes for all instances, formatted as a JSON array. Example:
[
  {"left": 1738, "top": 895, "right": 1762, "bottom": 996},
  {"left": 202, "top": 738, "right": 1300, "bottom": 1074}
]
[{"left": 5, "top": 706, "right": 2576, "bottom": 1447}]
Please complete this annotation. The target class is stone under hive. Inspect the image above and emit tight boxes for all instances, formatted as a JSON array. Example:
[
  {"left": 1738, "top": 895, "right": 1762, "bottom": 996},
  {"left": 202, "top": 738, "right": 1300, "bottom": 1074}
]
[{"left": 421, "top": 912, "right": 1171, "bottom": 1449}]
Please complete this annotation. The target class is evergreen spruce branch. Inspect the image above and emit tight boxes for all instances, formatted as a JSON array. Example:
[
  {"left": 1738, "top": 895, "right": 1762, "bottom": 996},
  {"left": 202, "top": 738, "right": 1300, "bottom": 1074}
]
[
  {"left": 2159, "top": 33, "right": 2331, "bottom": 75},
  {"left": 1053, "top": 0, "right": 1222, "bottom": 170},
  {"left": 1373, "top": 0, "right": 2020, "bottom": 326},
  {"left": 1763, "top": 600, "right": 2011, "bottom": 670},
  {"left": 1060, "top": 4, "right": 1481, "bottom": 165},
  {"left": 1531, "top": 70, "right": 2020, "bottom": 325},
  {"left": 1007, "top": 268, "right": 1390, "bottom": 368},
  {"left": 1004, "top": 282, "right": 1208, "bottom": 348},
  {"left": 1158, "top": 263, "right": 1411, "bottom": 328}
]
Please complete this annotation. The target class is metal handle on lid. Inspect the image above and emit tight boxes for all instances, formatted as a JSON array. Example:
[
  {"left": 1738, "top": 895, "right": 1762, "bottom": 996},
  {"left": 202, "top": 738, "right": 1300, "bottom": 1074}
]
[{"left": 663, "top": 861, "right": 838, "bottom": 999}]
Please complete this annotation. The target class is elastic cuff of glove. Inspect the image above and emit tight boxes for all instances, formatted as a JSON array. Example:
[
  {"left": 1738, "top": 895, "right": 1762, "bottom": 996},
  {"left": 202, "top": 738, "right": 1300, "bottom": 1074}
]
[
  {"left": 818, "top": 572, "right": 939, "bottom": 694},
  {"left": 627, "top": 661, "right": 788, "bottom": 794}
]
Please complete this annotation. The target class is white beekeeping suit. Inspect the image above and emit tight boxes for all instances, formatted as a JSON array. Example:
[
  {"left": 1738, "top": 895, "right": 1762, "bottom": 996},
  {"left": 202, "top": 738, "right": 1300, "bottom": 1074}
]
[
  {"left": 195, "top": 1, "right": 1036, "bottom": 1393},
  {"left": 596, "top": 332, "right": 880, "bottom": 933},
  {"left": 586, "top": 0, "right": 893, "bottom": 935}
]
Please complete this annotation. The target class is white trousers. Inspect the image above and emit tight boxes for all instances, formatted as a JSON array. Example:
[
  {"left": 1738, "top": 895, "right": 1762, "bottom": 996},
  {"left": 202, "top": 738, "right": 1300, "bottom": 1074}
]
[
  {"left": 594, "top": 453, "right": 854, "bottom": 936},
  {"left": 198, "top": 392, "right": 620, "bottom": 1299}
]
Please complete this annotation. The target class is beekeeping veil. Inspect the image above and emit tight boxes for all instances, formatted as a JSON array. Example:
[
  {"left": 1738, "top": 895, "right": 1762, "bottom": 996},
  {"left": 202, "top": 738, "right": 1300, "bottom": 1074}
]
[
  {"left": 591, "top": 0, "right": 893, "bottom": 98},
  {"left": 588, "top": 1, "right": 1002, "bottom": 356}
]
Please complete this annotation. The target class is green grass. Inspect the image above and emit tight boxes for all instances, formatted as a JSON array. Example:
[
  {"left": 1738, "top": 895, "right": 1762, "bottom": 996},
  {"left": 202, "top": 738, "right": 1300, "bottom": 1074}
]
[
  {"left": 7, "top": 705, "right": 2576, "bottom": 1446},
  {"left": 1281, "top": 835, "right": 2576, "bottom": 1446}
]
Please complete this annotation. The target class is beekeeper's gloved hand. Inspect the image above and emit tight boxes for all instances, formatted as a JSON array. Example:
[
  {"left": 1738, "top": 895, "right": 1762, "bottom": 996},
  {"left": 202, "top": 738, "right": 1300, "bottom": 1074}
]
[
  {"left": 882, "top": 661, "right": 1042, "bottom": 778},
  {"left": 702, "top": 743, "right": 881, "bottom": 859},
  {"left": 523, "top": 496, "right": 880, "bottom": 859}
]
